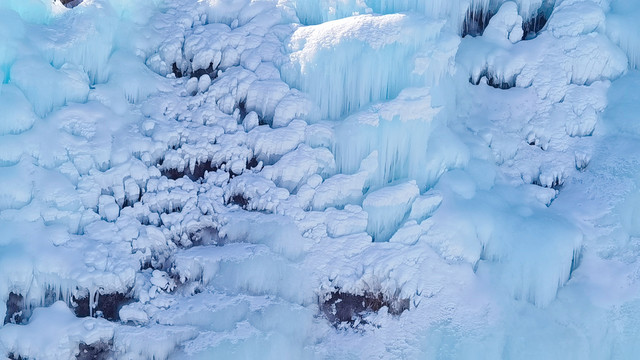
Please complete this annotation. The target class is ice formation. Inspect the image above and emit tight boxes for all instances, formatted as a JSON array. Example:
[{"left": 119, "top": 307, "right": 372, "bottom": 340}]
[{"left": 1, "top": 0, "right": 640, "bottom": 358}]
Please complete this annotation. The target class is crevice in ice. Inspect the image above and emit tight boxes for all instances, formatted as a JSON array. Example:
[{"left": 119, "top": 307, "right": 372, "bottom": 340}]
[
  {"left": 72, "top": 292, "right": 132, "bottom": 321},
  {"left": 7, "top": 353, "right": 29, "bottom": 360},
  {"left": 226, "top": 193, "right": 250, "bottom": 209},
  {"left": 60, "top": 0, "right": 83, "bottom": 8},
  {"left": 172, "top": 63, "right": 183, "bottom": 79},
  {"left": 238, "top": 100, "right": 248, "bottom": 119},
  {"left": 159, "top": 155, "right": 256, "bottom": 182},
  {"left": 191, "top": 63, "right": 217, "bottom": 80},
  {"left": 76, "top": 341, "right": 113, "bottom": 360},
  {"left": 319, "top": 290, "right": 409, "bottom": 328},
  {"left": 531, "top": 173, "right": 564, "bottom": 190},
  {"left": 521, "top": 6, "right": 552, "bottom": 40},
  {"left": 526, "top": 132, "right": 548, "bottom": 151},
  {"left": 470, "top": 70, "right": 516, "bottom": 89},
  {"left": 258, "top": 117, "right": 270, "bottom": 127},
  {"left": 171, "top": 60, "right": 219, "bottom": 82},
  {"left": 575, "top": 153, "right": 590, "bottom": 172},
  {"left": 187, "top": 226, "right": 223, "bottom": 247},
  {"left": 122, "top": 193, "right": 143, "bottom": 209},
  {"left": 462, "top": 7, "right": 494, "bottom": 38},
  {"left": 3, "top": 292, "right": 25, "bottom": 325},
  {"left": 246, "top": 156, "right": 259, "bottom": 170},
  {"left": 160, "top": 159, "right": 221, "bottom": 181},
  {"left": 3, "top": 287, "right": 72, "bottom": 325},
  {"left": 569, "top": 247, "right": 583, "bottom": 280}
]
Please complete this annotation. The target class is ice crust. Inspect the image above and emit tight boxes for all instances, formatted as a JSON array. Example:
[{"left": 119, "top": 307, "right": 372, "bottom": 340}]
[{"left": 0, "top": 0, "right": 639, "bottom": 358}]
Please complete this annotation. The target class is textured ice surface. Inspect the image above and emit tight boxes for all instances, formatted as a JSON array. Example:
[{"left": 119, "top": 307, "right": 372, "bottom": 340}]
[
  {"left": 607, "top": 0, "right": 640, "bottom": 69},
  {"left": 281, "top": 13, "right": 458, "bottom": 119},
  {"left": 1, "top": 0, "right": 640, "bottom": 359}
]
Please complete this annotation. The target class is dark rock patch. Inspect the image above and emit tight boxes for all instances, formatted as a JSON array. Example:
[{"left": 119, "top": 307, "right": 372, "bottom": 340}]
[
  {"left": 238, "top": 100, "right": 248, "bottom": 119},
  {"left": 60, "top": 0, "right": 83, "bottom": 8},
  {"left": 188, "top": 226, "right": 223, "bottom": 246},
  {"left": 8, "top": 353, "right": 29, "bottom": 360},
  {"left": 3, "top": 292, "right": 25, "bottom": 325},
  {"left": 172, "top": 63, "right": 183, "bottom": 78},
  {"left": 522, "top": 7, "right": 552, "bottom": 40},
  {"left": 191, "top": 63, "right": 217, "bottom": 79},
  {"left": 470, "top": 70, "right": 516, "bottom": 89},
  {"left": 161, "top": 160, "right": 221, "bottom": 181},
  {"left": 171, "top": 61, "right": 218, "bottom": 80},
  {"left": 76, "top": 342, "right": 112, "bottom": 360},
  {"left": 320, "top": 290, "right": 409, "bottom": 328},
  {"left": 531, "top": 175, "right": 564, "bottom": 190},
  {"left": 73, "top": 292, "right": 132, "bottom": 321},
  {"left": 246, "top": 157, "right": 259, "bottom": 170},
  {"left": 462, "top": 7, "right": 493, "bottom": 37},
  {"left": 227, "top": 193, "right": 250, "bottom": 209}
]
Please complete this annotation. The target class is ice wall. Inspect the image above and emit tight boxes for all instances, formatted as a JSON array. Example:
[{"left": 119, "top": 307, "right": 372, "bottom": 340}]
[
  {"left": 281, "top": 13, "right": 457, "bottom": 119},
  {"left": 333, "top": 88, "right": 468, "bottom": 189},
  {"left": 290, "top": 0, "right": 554, "bottom": 32},
  {"left": 607, "top": 0, "right": 640, "bottom": 69}
]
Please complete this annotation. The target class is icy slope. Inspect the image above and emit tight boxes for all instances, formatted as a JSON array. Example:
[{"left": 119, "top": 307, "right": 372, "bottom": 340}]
[{"left": 1, "top": 0, "right": 640, "bottom": 359}]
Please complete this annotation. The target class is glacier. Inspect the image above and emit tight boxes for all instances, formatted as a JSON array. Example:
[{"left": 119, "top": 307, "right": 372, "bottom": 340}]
[{"left": 0, "top": 0, "right": 640, "bottom": 359}]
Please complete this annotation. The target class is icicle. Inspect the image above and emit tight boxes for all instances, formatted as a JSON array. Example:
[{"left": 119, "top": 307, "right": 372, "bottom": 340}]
[
  {"left": 333, "top": 88, "right": 467, "bottom": 189},
  {"left": 89, "top": 286, "right": 96, "bottom": 318},
  {"left": 282, "top": 13, "right": 453, "bottom": 119}
]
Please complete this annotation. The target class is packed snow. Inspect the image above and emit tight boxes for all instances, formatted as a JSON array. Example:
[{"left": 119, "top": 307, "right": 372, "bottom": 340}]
[{"left": 1, "top": 0, "right": 640, "bottom": 359}]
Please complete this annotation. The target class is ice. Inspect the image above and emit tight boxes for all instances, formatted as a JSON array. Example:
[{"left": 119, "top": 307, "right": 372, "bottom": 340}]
[
  {"left": 113, "top": 324, "right": 198, "bottom": 360},
  {"left": 2, "top": 0, "right": 640, "bottom": 358},
  {"left": 290, "top": 0, "right": 553, "bottom": 32},
  {"left": 9, "top": 59, "right": 89, "bottom": 117},
  {"left": 408, "top": 192, "right": 442, "bottom": 222},
  {"left": 272, "top": 89, "right": 316, "bottom": 127},
  {"left": 171, "top": 243, "right": 266, "bottom": 286},
  {"left": 311, "top": 152, "right": 378, "bottom": 210},
  {"left": 0, "top": 85, "right": 37, "bottom": 136},
  {"left": 547, "top": 1, "right": 604, "bottom": 38},
  {"left": 363, "top": 181, "right": 419, "bottom": 242},
  {"left": 607, "top": 0, "right": 640, "bottom": 69},
  {"left": 245, "top": 80, "right": 290, "bottom": 122},
  {"left": 0, "top": 165, "right": 33, "bottom": 211},
  {"left": 0, "top": 302, "right": 114, "bottom": 360},
  {"left": 97, "top": 195, "right": 120, "bottom": 222},
  {"left": 281, "top": 13, "right": 457, "bottom": 119},
  {"left": 482, "top": 2, "right": 523, "bottom": 44},
  {"left": 324, "top": 205, "right": 368, "bottom": 237},
  {"left": 248, "top": 119, "right": 307, "bottom": 164},
  {"left": 261, "top": 144, "right": 335, "bottom": 192},
  {"left": 333, "top": 88, "right": 468, "bottom": 189},
  {"left": 197, "top": 74, "right": 211, "bottom": 93}
]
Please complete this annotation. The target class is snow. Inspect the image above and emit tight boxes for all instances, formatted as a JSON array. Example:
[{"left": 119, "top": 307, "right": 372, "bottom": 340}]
[
  {"left": 0, "top": 302, "right": 114, "bottom": 360},
  {"left": 482, "top": 2, "right": 523, "bottom": 44},
  {"left": 1, "top": 0, "right": 640, "bottom": 358}
]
